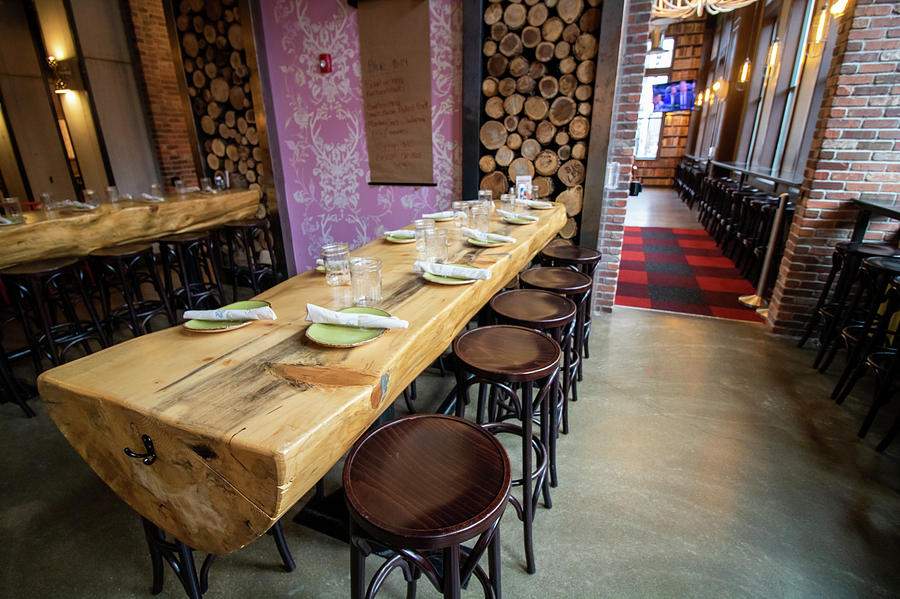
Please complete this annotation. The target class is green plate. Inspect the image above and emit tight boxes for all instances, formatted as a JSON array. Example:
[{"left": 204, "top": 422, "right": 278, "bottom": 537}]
[
  {"left": 183, "top": 300, "right": 271, "bottom": 333},
  {"left": 467, "top": 237, "right": 506, "bottom": 247},
  {"left": 316, "top": 265, "right": 325, "bottom": 272},
  {"left": 502, "top": 215, "right": 536, "bottom": 225},
  {"left": 305, "top": 307, "right": 392, "bottom": 348},
  {"left": 385, "top": 235, "right": 415, "bottom": 244},
  {"left": 529, "top": 203, "right": 553, "bottom": 210},
  {"left": 423, "top": 264, "right": 479, "bottom": 285},
  {"left": 0, "top": 215, "right": 25, "bottom": 226}
]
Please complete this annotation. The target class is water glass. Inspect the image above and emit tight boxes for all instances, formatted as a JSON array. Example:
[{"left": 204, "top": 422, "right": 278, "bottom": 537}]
[
  {"left": 321, "top": 242, "right": 351, "bottom": 286},
  {"left": 83, "top": 189, "right": 97, "bottom": 207},
  {"left": 2, "top": 196, "right": 22, "bottom": 219},
  {"left": 451, "top": 201, "right": 468, "bottom": 238},
  {"left": 105, "top": 186, "right": 121, "bottom": 208},
  {"left": 478, "top": 189, "right": 494, "bottom": 213},
  {"left": 174, "top": 179, "right": 186, "bottom": 195},
  {"left": 500, "top": 193, "right": 516, "bottom": 214},
  {"left": 40, "top": 192, "right": 57, "bottom": 218},
  {"left": 424, "top": 228, "right": 448, "bottom": 263},
  {"left": 350, "top": 257, "right": 382, "bottom": 307},
  {"left": 200, "top": 177, "right": 212, "bottom": 192},
  {"left": 149, "top": 183, "right": 162, "bottom": 197},
  {"left": 414, "top": 218, "right": 435, "bottom": 260},
  {"left": 469, "top": 201, "right": 490, "bottom": 233}
]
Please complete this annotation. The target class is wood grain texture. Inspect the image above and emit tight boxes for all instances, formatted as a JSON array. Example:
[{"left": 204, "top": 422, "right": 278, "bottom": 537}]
[
  {"left": 0, "top": 190, "right": 259, "bottom": 270},
  {"left": 38, "top": 204, "right": 567, "bottom": 555}
]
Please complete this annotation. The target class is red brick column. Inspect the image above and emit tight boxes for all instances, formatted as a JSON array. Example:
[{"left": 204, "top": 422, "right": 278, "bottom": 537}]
[
  {"left": 121, "top": 0, "right": 198, "bottom": 190},
  {"left": 767, "top": 0, "right": 900, "bottom": 335},
  {"left": 594, "top": 0, "right": 652, "bottom": 311}
]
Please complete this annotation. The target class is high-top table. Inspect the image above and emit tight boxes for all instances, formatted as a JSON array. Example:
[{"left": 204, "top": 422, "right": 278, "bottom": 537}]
[
  {"left": 0, "top": 189, "right": 260, "bottom": 270},
  {"left": 37, "top": 204, "right": 567, "bottom": 554}
]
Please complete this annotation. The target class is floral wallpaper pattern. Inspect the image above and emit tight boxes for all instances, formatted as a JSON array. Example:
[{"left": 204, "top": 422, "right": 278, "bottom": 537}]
[{"left": 259, "top": 0, "right": 462, "bottom": 272}]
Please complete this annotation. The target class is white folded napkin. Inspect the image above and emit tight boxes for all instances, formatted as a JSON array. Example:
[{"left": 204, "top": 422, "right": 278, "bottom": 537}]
[
  {"left": 140, "top": 193, "right": 166, "bottom": 203},
  {"left": 384, "top": 229, "right": 416, "bottom": 239},
  {"left": 423, "top": 210, "right": 454, "bottom": 219},
  {"left": 316, "top": 259, "right": 324, "bottom": 266},
  {"left": 497, "top": 209, "right": 538, "bottom": 222},
  {"left": 183, "top": 306, "right": 277, "bottom": 321},
  {"left": 462, "top": 228, "right": 516, "bottom": 244},
  {"left": 306, "top": 304, "right": 408, "bottom": 329},
  {"left": 57, "top": 200, "right": 98, "bottom": 211},
  {"left": 525, "top": 199, "right": 553, "bottom": 208},
  {"left": 182, "top": 186, "right": 200, "bottom": 193},
  {"left": 415, "top": 261, "right": 492, "bottom": 280},
  {"left": 0, "top": 216, "right": 11, "bottom": 225}
]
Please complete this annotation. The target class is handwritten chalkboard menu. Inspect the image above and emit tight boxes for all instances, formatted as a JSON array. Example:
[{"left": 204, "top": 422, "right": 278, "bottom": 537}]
[{"left": 358, "top": 0, "right": 434, "bottom": 185}]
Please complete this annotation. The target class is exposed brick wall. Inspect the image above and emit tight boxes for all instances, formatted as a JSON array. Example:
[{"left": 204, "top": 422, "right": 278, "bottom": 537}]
[
  {"left": 121, "top": 0, "right": 198, "bottom": 190},
  {"left": 767, "top": 0, "right": 900, "bottom": 335},
  {"left": 594, "top": 0, "right": 652, "bottom": 311},
  {"left": 635, "top": 18, "right": 705, "bottom": 187}
]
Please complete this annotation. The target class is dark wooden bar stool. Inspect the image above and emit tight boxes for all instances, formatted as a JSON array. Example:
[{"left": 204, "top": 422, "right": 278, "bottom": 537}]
[
  {"left": 489, "top": 289, "right": 576, "bottom": 490},
  {"left": 343, "top": 415, "right": 511, "bottom": 599},
  {"left": 1, "top": 327, "right": 35, "bottom": 417},
  {"left": 538, "top": 245, "right": 601, "bottom": 366},
  {"left": 159, "top": 232, "right": 226, "bottom": 312},
  {"left": 798, "top": 241, "right": 898, "bottom": 354},
  {"left": 223, "top": 218, "right": 283, "bottom": 301},
  {"left": 90, "top": 244, "right": 176, "bottom": 337},
  {"left": 1, "top": 258, "right": 108, "bottom": 374},
  {"left": 141, "top": 517, "right": 295, "bottom": 599},
  {"left": 453, "top": 325, "right": 559, "bottom": 574},
  {"left": 519, "top": 267, "right": 592, "bottom": 395}
]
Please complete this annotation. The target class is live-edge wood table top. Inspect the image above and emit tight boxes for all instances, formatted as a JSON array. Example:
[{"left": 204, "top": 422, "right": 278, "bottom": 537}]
[
  {"left": 37, "top": 204, "right": 566, "bottom": 554},
  {"left": 0, "top": 189, "right": 260, "bottom": 270}
]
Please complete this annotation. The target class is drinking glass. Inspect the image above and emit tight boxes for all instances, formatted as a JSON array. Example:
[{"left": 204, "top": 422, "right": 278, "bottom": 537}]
[
  {"left": 451, "top": 201, "right": 468, "bottom": 239},
  {"left": 149, "top": 183, "right": 162, "bottom": 197},
  {"left": 350, "top": 257, "right": 382, "bottom": 306},
  {"left": 414, "top": 218, "right": 435, "bottom": 261},
  {"left": 478, "top": 189, "right": 494, "bottom": 213},
  {"left": 469, "top": 201, "right": 490, "bottom": 233},
  {"left": 83, "top": 189, "right": 97, "bottom": 207},
  {"left": 175, "top": 179, "right": 186, "bottom": 195},
  {"left": 500, "top": 193, "right": 516, "bottom": 214},
  {"left": 105, "top": 186, "right": 121, "bottom": 209},
  {"left": 200, "top": 177, "right": 212, "bottom": 192},
  {"left": 531, "top": 183, "right": 542, "bottom": 200},
  {"left": 424, "top": 228, "right": 448, "bottom": 263},
  {"left": 2, "top": 196, "right": 22, "bottom": 219},
  {"left": 40, "top": 192, "right": 57, "bottom": 219},
  {"left": 321, "top": 242, "right": 351, "bottom": 286}
]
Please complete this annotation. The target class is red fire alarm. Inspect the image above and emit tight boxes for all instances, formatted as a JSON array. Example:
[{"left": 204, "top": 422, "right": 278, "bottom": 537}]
[{"left": 318, "top": 54, "right": 332, "bottom": 73}]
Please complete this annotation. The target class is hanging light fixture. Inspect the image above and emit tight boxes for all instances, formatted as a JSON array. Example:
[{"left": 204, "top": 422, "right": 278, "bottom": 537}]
[{"left": 652, "top": 0, "right": 760, "bottom": 19}]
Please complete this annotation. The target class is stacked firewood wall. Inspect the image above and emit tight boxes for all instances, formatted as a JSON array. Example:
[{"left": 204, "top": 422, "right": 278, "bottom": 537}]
[
  {"left": 479, "top": 0, "right": 601, "bottom": 242},
  {"left": 172, "top": 0, "right": 263, "bottom": 191}
]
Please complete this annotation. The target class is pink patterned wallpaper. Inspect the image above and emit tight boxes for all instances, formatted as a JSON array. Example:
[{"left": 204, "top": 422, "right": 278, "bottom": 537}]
[{"left": 257, "top": 0, "right": 462, "bottom": 273}]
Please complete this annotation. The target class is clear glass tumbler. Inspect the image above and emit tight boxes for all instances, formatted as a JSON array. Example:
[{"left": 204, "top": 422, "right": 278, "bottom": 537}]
[
  {"left": 478, "top": 189, "right": 494, "bottom": 213},
  {"left": 414, "top": 218, "right": 435, "bottom": 261},
  {"left": 469, "top": 201, "right": 490, "bottom": 233},
  {"left": 451, "top": 201, "right": 468, "bottom": 240},
  {"left": 2, "top": 196, "right": 22, "bottom": 219},
  {"left": 322, "top": 242, "right": 351, "bottom": 286},
  {"left": 83, "top": 189, "right": 97, "bottom": 207},
  {"left": 105, "top": 186, "right": 121, "bottom": 208},
  {"left": 40, "top": 192, "right": 57, "bottom": 219},
  {"left": 350, "top": 257, "right": 382, "bottom": 306},
  {"left": 424, "top": 228, "right": 448, "bottom": 263}
]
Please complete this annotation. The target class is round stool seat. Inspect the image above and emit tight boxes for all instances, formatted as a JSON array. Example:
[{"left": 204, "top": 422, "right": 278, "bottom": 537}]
[
  {"left": 490, "top": 289, "right": 576, "bottom": 329},
  {"left": 863, "top": 256, "right": 900, "bottom": 274},
  {"left": 540, "top": 245, "right": 601, "bottom": 265},
  {"left": 344, "top": 415, "right": 511, "bottom": 550},
  {"left": 160, "top": 231, "right": 209, "bottom": 244},
  {"left": 454, "top": 325, "right": 561, "bottom": 382},
  {"left": 835, "top": 241, "right": 899, "bottom": 258},
  {"left": 90, "top": 243, "right": 153, "bottom": 258},
  {"left": 520, "top": 267, "right": 591, "bottom": 295},
  {"left": 1, "top": 257, "right": 79, "bottom": 276},
  {"left": 224, "top": 218, "right": 267, "bottom": 229}
]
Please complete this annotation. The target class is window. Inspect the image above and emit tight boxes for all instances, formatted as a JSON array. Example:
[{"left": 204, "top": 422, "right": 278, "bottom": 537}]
[{"left": 635, "top": 75, "right": 668, "bottom": 160}]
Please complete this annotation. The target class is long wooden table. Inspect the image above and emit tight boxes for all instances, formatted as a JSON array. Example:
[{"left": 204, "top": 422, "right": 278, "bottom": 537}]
[
  {"left": 0, "top": 190, "right": 260, "bottom": 270},
  {"left": 37, "top": 204, "right": 566, "bottom": 554}
]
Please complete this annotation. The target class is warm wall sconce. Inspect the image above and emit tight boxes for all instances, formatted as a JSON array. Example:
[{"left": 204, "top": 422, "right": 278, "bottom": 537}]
[
  {"left": 47, "top": 56, "right": 71, "bottom": 94},
  {"left": 830, "top": 0, "right": 848, "bottom": 16},
  {"left": 736, "top": 58, "right": 751, "bottom": 91},
  {"left": 807, "top": 4, "right": 829, "bottom": 58},
  {"left": 764, "top": 38, "right": 780, "bottom": 83}
]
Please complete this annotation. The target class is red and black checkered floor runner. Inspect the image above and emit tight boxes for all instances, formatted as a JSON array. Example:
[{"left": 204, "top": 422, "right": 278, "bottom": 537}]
[{"left": 614, "top": 226, "right": 763, "bottom": 323}]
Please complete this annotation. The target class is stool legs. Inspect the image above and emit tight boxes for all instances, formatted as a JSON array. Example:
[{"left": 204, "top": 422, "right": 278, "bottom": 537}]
[{"left": 798, "top": 249, "right": 842, "bottom": 349}]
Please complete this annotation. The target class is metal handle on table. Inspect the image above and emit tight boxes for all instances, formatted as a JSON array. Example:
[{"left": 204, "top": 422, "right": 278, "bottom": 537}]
[{"left": 124, "top": 434, "right": 157, "bottom": 466}]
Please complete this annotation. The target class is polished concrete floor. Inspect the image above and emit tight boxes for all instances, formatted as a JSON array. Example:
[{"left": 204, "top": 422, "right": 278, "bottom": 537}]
[
  {"left": 625, "top": 186, "right": 702, "bottom": 229},
  {"left": 2, "top": 307, "right": 900, "bottom": 598}
]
